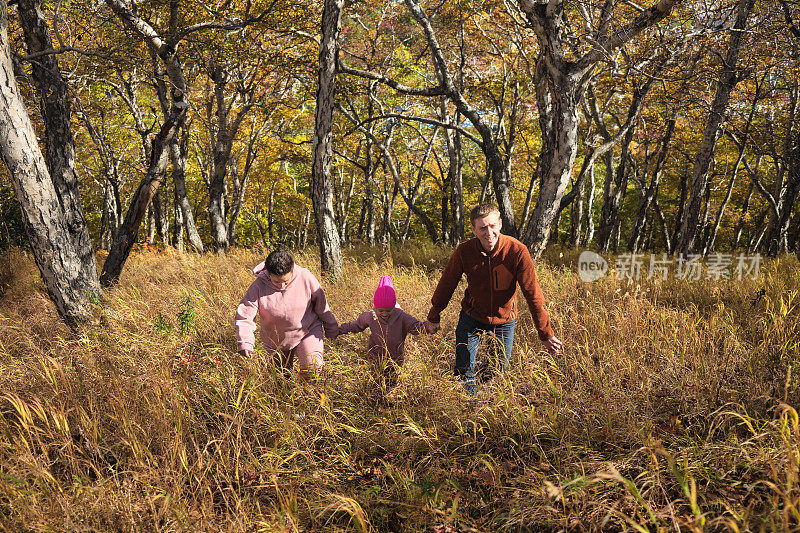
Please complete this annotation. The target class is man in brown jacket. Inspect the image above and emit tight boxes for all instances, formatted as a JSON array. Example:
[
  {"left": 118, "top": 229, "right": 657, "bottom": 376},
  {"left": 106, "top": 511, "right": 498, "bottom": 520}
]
[{"left": 427, "top": 203, "right": 562, "bottom": 396}]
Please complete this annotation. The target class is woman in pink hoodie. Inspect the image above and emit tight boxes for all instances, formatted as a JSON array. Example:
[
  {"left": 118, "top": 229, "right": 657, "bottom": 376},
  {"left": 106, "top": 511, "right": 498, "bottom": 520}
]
[
  {"left": 235, "top": 248, "right": 338, "bottom": 380},
  {"left": 338, "top": 275, "right": 435, "bottom": 390}
]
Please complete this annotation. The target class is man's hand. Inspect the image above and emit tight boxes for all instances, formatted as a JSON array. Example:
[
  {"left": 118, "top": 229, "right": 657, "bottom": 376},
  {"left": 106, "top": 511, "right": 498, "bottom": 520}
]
[
  {"left": 238, "top": 349, "right": 252, "bottom": 358},
  {"left": 424, "top": 321, "right": 440, "bottom": 334},
  {"left": 543, "top": 336, "right": 562, "bottom": 355}
]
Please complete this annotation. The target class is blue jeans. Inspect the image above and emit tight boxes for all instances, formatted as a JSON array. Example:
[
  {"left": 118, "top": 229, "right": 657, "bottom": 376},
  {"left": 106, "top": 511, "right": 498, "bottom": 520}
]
[{"left": 454, "top": 310, "right": 515, "bottom": 396}]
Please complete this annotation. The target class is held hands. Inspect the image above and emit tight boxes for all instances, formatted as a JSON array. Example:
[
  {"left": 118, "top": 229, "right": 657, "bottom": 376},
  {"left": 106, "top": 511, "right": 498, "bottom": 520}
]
[
  {"left": 543, "top": 335, "right": 563, "bottom": 355},
  {"left": 423, "top": 321, "right": 440, "bottom": 334}
]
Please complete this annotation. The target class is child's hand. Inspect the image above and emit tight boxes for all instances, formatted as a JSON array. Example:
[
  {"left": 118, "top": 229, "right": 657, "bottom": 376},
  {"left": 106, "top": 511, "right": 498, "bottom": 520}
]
[{"left": 238, "top": 349, "right": 252, "bottom": 358}]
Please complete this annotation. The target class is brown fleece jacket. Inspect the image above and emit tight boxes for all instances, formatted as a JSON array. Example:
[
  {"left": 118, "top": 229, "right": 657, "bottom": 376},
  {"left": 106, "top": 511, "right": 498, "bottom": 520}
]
[{"left": 427, "top": 234, "right": 555, "bottom": 341}]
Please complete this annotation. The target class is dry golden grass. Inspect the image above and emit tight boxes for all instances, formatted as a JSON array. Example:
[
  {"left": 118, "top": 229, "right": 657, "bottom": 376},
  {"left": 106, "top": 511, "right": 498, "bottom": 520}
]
[{"left": 0, "top": 244, "right": 798, "bottom": 531}]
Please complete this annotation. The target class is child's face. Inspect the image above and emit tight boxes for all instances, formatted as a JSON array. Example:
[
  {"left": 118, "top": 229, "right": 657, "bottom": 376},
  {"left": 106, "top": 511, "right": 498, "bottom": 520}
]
[{"left": 376, "top": 307, "right": 394, "bottom": 320}]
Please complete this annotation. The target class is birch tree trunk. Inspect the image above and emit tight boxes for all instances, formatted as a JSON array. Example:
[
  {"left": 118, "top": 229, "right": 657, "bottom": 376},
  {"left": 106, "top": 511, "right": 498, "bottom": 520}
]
[
  {"left": 0, "top": 0, "right": 100, "bottom": 324},
  {"left": 152, "top": 189, "right": 169, "bottom": 247},
  {"left": 704, "top": 104, "right": 756, "bottom": 254},
  {"left": 764, "top": 84, "right": 800, "bottom": 255},
  {"left": 364, "top": 85, "right": 377, "bottom": 245},
  {"left": 569, "top": 162, "right": 587, "bottom": 248},
  {"left": 675, "top": 0, "right": 754, "bottom": 254},
  {"left": 17, "top": 0, "right": 99, "bottom": 290},
  {"left": 208, "top": 65, "right": 231, "bottom": 252},
  {"left": 170, "top": 131, "right": 204, "bottom": 252},
  {"left": 311, "top": 0, "right": 344, "bottom": 277},
  {"left": 443, "top": 101, "right": 464, "bottom": 245},
  {"left": 207, "top": 65, "right": 255, "bottom": 252},
  {"left": 227, "top": 118, "right": 266, "bottom": 245},
  {"left": 522, "top": 70, "right": 580, "bottom": 256},
  {"left": 582, "top": 162, "right": 596, "bottom": 247}
]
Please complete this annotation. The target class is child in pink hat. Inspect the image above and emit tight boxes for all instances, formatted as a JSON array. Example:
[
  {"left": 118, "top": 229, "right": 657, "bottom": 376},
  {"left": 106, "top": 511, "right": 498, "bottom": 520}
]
[{"left": 337, "top": 275, "right": 437, "bottom": 391}]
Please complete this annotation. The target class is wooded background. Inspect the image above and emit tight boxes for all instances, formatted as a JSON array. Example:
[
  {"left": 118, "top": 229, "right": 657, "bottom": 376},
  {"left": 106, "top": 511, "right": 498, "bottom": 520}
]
[{"left": 1, "top": 0, "right": 799, "bottom": 320}]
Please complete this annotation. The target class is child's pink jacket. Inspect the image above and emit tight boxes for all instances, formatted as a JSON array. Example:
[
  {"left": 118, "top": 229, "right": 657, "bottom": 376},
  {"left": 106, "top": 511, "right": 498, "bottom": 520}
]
[
  {"left": 235, "top": 263, "right": 338, "bottom": 353},
  {"left": 338, "top": 308, "right": 425, "bottom": 364}
]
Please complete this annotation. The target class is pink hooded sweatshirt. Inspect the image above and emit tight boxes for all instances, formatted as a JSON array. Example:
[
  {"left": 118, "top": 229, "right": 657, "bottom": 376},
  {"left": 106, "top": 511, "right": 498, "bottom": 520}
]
[
  {"left": 235, "top": 262, "right": 338, "bottom": 353},
  {"left": 339, "top": 276, "right": 426, "bottom": 364}
]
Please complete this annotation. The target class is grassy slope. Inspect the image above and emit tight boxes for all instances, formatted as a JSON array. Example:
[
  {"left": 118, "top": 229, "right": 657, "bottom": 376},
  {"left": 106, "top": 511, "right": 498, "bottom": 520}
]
[{"left": 0, "top": 245, "right": 798, "bottom": 532}]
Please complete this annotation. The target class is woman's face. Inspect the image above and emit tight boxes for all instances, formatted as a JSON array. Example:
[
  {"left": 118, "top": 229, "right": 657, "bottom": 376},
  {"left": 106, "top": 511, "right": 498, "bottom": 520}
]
[{"left": 269, "top": 271, "right": 293, "bottom": 290}]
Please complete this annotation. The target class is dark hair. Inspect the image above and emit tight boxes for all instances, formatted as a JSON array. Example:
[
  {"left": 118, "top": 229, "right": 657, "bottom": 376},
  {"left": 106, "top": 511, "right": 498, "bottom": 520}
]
[
  {"left": 470, "top": 203, "right": 500, "bottom": 224},
  {"left": 264, "top": 248, "right": 295, "bottom": 276}
]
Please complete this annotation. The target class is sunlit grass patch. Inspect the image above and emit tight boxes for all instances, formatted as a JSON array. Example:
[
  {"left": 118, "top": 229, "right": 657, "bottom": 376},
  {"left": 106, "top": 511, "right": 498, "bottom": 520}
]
[{"left": 0, "top": 246, "right": 798, "bottom": 530}]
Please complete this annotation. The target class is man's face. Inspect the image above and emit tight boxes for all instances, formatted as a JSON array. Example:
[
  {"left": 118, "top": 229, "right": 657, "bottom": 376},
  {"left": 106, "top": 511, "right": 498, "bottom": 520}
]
[
  {"left": 269, "top": 271, "right": 293, "bottom": 290},
  {"left": 471, "top": 212, "right": 502, "bottom": 252}
]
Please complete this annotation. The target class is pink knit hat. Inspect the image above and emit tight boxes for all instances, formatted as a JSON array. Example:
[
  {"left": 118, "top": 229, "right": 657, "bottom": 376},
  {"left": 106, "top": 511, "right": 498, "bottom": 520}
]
[{"left": 373, "top": 275, "right": 397, "bottom": 308}]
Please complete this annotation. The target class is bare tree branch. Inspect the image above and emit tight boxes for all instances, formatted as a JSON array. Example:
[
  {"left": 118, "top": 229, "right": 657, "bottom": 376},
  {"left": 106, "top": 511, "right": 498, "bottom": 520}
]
[
  {"left": 340, "top": 111, "right": 483, "bottom": 147},
  {"left": 339, "top": 61, "right": 447, "bottom": 96}
]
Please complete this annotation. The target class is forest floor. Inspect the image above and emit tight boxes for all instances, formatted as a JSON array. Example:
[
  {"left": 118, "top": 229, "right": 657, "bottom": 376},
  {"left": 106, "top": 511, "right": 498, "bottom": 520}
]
[{"left": 0, "top": 244, "right": 798, "bottom": 532}]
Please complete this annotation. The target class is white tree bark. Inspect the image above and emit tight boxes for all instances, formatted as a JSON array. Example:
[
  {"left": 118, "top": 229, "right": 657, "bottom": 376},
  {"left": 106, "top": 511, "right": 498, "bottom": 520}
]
[
  {"left": 0, "top": 0, "right": 100, "bottom": 324},
  {"left": 18, "top": 0, "right": 99, "bottom": 288}
]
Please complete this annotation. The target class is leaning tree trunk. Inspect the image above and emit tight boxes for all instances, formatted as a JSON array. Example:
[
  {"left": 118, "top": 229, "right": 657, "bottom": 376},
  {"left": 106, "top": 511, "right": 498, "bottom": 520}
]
[
  {"left": 100, "top": 0, "right": 190, "bottom": 285},
  {"left": 18, "top": 0, "right": 99, "bottom": 289},
  {"left": 0, "top": 1, "right": 100, "bottom": 324},
  {"left": 310, "top": 0, "right": 344, "bottom": 277},
  {"left": 676, "top": 0, "right": 754, "bottom": 254},
  {"left": 100, "top": 111, "right": 184, "bottom": 285}
]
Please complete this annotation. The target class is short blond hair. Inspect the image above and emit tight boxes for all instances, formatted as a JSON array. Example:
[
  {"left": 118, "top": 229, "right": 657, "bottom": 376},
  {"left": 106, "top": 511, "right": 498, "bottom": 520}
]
[{"left": 469, "top": 203, "right": 500, "bottom": 224}]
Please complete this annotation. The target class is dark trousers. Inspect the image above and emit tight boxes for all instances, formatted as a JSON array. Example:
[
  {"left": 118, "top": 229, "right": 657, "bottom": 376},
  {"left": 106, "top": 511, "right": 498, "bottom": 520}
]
[{"left": 454, "top": 310, "right": 515, "bottom": 396}]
